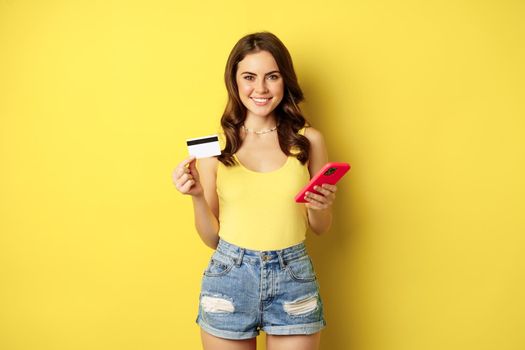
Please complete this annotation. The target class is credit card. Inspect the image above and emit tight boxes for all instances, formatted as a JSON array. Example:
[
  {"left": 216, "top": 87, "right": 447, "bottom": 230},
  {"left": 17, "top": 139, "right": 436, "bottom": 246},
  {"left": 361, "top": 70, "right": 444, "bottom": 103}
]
[{"left": 186, "top": 134, "right": 221, "bottom": 159}]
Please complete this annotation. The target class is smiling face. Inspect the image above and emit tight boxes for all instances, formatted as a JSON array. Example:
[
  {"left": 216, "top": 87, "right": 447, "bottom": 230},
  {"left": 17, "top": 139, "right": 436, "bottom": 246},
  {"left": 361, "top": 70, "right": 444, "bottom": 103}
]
[{"left": 235, "top": 50, "right": 285, "bottom": 121}]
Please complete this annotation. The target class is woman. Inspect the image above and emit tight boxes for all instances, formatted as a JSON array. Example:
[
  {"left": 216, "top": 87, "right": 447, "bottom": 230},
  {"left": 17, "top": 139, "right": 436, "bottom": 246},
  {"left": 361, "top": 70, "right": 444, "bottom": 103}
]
[{"left": 173, "top": 31, "right": 338, "bottom": 350}]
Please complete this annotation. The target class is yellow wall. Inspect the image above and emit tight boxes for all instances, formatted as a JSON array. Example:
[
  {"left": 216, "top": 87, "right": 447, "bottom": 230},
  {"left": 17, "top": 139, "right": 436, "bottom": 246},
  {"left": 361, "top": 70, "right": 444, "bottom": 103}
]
[{"left": 1, "top": 1, "right": 524, "bottom": 349}]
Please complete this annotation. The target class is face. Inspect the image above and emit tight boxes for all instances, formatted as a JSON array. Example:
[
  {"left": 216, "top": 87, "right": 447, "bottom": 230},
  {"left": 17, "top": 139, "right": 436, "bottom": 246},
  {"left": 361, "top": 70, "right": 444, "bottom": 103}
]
[{"left": 235, "top": 50, "right": 284, "bottom": 119}]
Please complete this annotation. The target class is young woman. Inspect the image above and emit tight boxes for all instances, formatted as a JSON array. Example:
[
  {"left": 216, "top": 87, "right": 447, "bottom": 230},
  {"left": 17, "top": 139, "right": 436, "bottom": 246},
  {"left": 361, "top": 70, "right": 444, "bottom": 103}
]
[{"left": 172, "top": 31, "right": 338, "bottom": 350}]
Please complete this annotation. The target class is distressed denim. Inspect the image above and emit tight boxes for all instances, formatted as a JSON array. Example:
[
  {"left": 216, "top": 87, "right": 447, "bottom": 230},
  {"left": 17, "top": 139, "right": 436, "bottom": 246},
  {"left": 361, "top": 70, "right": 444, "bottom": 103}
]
[{"left": 196, "top": 238, "right": 326, "bottom": 340}]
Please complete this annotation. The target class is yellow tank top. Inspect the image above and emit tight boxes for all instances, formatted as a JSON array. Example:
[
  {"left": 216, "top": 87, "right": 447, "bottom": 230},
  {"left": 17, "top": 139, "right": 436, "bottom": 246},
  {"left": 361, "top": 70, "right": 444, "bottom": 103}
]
[{"left": 216, "top": 127, "right": 311, "bottom": 251}]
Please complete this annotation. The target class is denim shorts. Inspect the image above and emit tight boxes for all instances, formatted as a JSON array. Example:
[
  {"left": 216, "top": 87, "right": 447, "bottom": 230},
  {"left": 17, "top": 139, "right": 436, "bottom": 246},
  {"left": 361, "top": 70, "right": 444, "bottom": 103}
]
[{"left": 195, "top": 238, "right": 326, "bottom": 340}]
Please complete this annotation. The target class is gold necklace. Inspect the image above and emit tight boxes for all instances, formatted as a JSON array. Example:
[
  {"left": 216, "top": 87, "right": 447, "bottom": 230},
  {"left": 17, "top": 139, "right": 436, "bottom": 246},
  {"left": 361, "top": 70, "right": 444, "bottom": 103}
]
[{"left": 241, "top": 124, "right": 278, "bottom": 135}]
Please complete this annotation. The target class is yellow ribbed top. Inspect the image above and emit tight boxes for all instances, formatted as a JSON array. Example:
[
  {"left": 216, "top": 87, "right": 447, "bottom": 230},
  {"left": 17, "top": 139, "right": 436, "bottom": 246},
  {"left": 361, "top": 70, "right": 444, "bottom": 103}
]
[{"left": 216, "top": 127, "right": 310, "bottom": 251}]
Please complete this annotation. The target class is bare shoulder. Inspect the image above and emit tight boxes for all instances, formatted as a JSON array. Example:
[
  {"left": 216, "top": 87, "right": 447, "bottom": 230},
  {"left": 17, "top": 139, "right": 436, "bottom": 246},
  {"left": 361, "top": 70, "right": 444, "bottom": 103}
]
[
  {"left": 303, "top": 126, "right": 328, "bottom": 174},
  {"left": 303, "top": 126, "right": 325, "bottom": 147}
]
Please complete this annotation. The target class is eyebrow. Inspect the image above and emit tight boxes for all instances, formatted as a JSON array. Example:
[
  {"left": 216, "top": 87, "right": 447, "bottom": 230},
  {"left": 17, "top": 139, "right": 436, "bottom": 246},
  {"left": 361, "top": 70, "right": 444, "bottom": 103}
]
[{"left": 240, "top": 70, "right": 281, "bottom": 76}]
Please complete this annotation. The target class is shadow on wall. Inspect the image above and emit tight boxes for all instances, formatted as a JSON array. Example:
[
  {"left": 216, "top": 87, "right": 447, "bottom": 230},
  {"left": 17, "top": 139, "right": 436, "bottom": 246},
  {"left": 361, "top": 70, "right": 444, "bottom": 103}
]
[
  {"left": 306, "top": 169, "right": 365, "bottom": 349},
  {"left": 300, "top": 65, "right": 365, "bottom": 348}
]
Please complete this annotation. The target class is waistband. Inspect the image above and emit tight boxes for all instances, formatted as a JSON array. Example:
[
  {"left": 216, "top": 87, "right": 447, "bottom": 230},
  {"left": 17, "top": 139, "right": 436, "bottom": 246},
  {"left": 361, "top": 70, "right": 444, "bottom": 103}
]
[{"left": 216, "top": 238, "right": 308, "bottom": 269}]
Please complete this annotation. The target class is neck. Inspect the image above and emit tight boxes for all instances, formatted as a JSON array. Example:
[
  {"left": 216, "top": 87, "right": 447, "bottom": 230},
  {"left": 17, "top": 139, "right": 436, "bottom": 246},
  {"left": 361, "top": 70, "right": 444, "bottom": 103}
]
[{"left": 243, "top": 114, "right": 277, "bottom": 130}]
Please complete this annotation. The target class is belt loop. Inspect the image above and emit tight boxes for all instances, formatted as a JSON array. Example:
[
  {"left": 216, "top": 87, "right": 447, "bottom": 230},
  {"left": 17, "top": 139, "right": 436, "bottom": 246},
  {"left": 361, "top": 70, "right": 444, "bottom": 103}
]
[
  {"left": 277, "top": 250, "right": 286, "bottom": 270},
  {"left": 236, "top": 248, "right": 245, "bottom": 267}
]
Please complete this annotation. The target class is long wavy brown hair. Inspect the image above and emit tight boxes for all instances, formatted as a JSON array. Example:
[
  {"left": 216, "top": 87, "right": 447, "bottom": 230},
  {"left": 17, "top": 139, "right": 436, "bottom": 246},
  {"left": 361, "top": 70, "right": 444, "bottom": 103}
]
[{"left": 217, "top": 31, "right": 311, "bottom": 167}]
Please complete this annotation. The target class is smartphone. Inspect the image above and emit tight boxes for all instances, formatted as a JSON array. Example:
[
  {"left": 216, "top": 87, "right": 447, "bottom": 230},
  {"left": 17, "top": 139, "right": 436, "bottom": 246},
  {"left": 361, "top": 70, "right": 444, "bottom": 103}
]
[{"left": 295, "top": 162, "right": 351, "bottom": 203}]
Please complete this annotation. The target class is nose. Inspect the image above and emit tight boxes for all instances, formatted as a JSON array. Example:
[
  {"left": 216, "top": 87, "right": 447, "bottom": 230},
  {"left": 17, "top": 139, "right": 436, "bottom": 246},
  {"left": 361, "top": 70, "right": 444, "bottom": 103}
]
[{"left": 255, "top": 78, "right": 269, "bottom": 93}]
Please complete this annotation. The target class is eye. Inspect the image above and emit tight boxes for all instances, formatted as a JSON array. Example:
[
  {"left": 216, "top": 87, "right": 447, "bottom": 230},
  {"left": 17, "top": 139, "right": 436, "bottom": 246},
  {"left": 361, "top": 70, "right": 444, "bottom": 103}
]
[
  {"left": 268, "top": 74, "right": 280, "bottom": 80},
  {"left": 243, "top": 75, "right": 254, "bottom": 80}
]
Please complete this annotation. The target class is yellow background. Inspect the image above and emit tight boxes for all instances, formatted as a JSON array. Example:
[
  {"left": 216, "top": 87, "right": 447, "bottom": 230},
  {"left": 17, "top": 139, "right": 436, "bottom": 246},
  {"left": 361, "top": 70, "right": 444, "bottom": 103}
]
[{"left": 1, "top": 0, "right": 524, "bottom": 349}]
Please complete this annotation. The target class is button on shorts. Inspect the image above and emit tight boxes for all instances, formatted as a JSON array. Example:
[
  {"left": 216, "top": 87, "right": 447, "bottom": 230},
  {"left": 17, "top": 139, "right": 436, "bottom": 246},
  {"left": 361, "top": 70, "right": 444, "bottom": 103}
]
[{"left": 195, "top": 238, "right": 326, "bottom": 340}]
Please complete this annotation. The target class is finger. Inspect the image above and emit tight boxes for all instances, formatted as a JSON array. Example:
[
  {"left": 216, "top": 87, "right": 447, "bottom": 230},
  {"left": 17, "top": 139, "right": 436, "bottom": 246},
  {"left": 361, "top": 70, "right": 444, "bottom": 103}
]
[
  {"left": 178, "top": 155, "right": 197, "bottom": 171},
  {"left": 176, "top": 173, "right": 193, "bottom": 188},
  {"left": 306, "top": 192, "right": 333, "bottom": 208},
  {"left": 313, "top": 185, "right": 332, "bottom": 196},
  {"left": 305, "top": 194, "right": 326, "bottom": 207},
  {"left": 188, "top": 158, "right": 198, "bottom": 174},
  {"left": 173, "top": 166, "right": 190, "bottom": 180},
  {"left": 305, "top": 199, "right": 326, "bottom": 210},
  {"left": 178, "top": 179, "right": 195, "bottom": 193},
  {"left": 321, "top": 183, "right": 337, "bottom": 192},
  {"left": 177, "top": 173, "right": 193, "bottom": 183},
  {"left": 305, "top": 191, "right": 327, "bottom": 203},
  {"left": 174, "top": 162, "right": 192, "bottom": 179}
]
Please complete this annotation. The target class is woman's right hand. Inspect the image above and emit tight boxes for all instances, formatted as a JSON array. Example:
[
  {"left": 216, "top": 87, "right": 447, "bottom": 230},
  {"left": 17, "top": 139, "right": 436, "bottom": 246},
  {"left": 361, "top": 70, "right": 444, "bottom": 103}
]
[{"left": 172, "top": 155, "right": 203, "bottom": 197}]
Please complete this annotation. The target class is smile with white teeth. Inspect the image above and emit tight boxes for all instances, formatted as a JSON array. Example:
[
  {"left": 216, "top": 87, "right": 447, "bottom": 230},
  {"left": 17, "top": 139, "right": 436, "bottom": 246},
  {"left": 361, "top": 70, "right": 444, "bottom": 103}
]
[{"left": 252, "top": 97, "right": 271, "bottom": 102}]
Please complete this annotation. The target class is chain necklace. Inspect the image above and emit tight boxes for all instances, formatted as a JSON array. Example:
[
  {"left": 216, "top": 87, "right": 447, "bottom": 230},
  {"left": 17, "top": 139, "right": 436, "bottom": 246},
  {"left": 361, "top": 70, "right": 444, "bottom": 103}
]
[{"left": 241, "top": 123, "right": 279, "bottom": 135}]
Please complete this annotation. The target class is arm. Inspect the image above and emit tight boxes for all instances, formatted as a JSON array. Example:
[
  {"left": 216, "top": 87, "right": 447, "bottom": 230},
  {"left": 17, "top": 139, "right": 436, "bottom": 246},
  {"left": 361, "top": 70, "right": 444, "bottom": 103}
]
[
  {"left": 173, "top": 155, "right": 220, "bottom": 249},
  {"left": 303, "top": 127, "right": 336, "bottom": 235},
  {"left": 192, "top": 156, "right": 220, "bottom": 249}
]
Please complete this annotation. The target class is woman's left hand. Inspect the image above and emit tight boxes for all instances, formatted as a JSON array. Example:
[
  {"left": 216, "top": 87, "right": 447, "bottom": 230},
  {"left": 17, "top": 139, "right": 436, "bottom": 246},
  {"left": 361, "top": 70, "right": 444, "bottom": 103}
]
[{"left": 304, "top": 184, "right": 337, "bottom": 210}]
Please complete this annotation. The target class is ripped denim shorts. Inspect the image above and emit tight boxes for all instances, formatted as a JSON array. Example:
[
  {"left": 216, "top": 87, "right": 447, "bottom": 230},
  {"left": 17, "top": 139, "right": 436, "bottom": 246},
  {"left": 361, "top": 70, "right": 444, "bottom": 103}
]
[{"left": 195, "top": 238, "right": 326, "bottom": 340}]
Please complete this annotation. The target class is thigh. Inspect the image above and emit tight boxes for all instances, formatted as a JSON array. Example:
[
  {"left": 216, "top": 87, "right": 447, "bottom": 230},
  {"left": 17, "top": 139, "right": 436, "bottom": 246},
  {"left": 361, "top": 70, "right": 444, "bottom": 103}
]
[
  {"left": 196, "top": 250, "right": 260, "bottom": 339},
  {"left": 262, "top": 255, "right": 326, "bottom": 335},
  {"left": 266, "top": 332, "right": 321, "bottom": 350},
  {"left": 201, "top": 328, "right": 256, "bottom": 350}
]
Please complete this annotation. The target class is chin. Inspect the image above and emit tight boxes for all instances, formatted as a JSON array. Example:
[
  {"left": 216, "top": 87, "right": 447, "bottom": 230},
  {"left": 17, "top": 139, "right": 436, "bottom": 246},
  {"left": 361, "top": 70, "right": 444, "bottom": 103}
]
[{"left": 253, "top": 109, "right": 276, "bottom": 117}]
